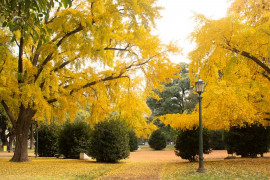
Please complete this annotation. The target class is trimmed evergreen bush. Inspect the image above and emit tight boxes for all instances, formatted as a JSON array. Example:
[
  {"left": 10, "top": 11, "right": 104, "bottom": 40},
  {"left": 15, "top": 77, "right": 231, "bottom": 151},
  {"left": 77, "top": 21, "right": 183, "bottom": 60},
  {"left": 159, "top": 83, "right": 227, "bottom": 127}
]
[
  {"left": 58, "top": 121, "right": 91, "bottom": 159},
  {"left": 88, "top": 119, "right": 130, "bottom": 162},
  {"left": 128, "top": 130, "right": 138, "bottom": 152},
  {"left": 35, "top": 124, "right": 59, "bottom": 157},
  {"left": 209, "top": 130, "right": 225, "bottom": 150},
  {"left": 175, "top": 127, "right": 211, "bottom": 162},
  {"left": 149, "top": 129, "right": 167, "bottom": 150},
  {"left": 224, "top": 123, "right": 269, "bottom": 157}
]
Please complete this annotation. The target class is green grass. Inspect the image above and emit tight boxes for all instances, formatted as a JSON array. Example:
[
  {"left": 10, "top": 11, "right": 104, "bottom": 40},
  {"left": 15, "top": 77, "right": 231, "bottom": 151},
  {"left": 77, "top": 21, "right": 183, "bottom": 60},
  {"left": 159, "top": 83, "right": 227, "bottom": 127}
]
[
  {"left": 0, "top": 148, "right": 35, "bottom": 153},
  {"left": 138, "top": 144, "right": 175, "bottom": 151},
  {"left": 162, "top": 158, "right": 270, "bottom": 180}
]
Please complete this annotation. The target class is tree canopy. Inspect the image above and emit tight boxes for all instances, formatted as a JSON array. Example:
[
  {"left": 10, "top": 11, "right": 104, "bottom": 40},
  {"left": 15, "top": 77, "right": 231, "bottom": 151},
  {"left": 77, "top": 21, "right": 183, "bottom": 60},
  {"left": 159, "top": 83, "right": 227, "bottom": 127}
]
[
  {"left": 0, "top": 0, "right": 179, "bottom": 161},
  {"left": 159, "top": 0, "right": 270, "bottom": 130}
]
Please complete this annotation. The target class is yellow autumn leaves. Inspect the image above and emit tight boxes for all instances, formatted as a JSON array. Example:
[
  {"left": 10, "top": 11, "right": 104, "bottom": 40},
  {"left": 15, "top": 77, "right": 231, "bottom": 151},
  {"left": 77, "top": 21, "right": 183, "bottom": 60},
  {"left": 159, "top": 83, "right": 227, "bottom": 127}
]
[
  {"left": 159, "top": 0, "right": 270, "bottom": 131},
  {"left": 0, "top": 0, "right": 180, "bottom": 138}
]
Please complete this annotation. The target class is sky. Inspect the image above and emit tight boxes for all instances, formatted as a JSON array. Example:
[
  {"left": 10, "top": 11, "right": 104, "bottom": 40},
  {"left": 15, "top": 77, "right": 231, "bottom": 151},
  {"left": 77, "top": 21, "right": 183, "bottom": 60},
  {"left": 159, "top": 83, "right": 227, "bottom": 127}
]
[{"left": 154, "top": 0, "right": 231, "bottom": 63}]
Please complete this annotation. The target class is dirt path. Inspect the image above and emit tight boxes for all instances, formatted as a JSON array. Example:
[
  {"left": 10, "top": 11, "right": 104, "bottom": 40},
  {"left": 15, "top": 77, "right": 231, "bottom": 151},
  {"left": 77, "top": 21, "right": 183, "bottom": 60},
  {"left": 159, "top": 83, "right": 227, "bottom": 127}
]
[{"left": 0, "top": 152, "right": 35, "bottom": 157}]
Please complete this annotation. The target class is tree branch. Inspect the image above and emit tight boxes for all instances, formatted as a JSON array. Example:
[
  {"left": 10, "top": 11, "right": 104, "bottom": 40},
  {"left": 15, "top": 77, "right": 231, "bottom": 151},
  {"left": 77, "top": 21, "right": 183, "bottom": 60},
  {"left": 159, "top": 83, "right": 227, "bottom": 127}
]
[
  {"left": 47, "top": 74, "right": 129, "bottom": 104},
  {"left": 70, "top": 74, "right": 128, "bottom": 95},
  {"left": 1, "top": 101, "right": 16, "bottom": 128},
  {"left": 262, "top": 72, "right": 270, "bottom": 81},
  {"left": 46, "top": 50, "right": 167, "bottom": 104},
  {"left": 0, "top": 53, "right": 7, "bottom": 74},
  {"left": 56, "top": 24, "right": 83, "bottom": 47},
  {"left": 103, "top": 44, "right": 130, "bottom": 51},
  {"left": 45, "top": 7, "right": 61, "bottom": 24},
  {"left": 221, "top": 44, "right": 270, "bottom": 76},
  {"left": 18, "top": 30, "right": 24, "bottom": 83},
  {"left": 39, "top": 57, "right": 79, "bottom": 89},
  {"left": 32, "top": 53, "right": 40, "bottom": 66},
  {"left": 53, "top": 56, "right": 79, "bottom": 72},
  {"left": 35, "top": 25, "right": 83, "bottom": 82}
]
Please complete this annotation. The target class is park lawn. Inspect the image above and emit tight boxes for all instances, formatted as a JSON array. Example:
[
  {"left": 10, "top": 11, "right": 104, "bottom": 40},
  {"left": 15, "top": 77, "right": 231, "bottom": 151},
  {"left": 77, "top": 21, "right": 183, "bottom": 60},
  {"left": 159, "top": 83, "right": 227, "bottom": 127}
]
[
  {"left": 0, "top": 151, "right": 269, "bottom": 179},
  {"left": 162, "top": 158, "right": 270, "bottom": 180},
  {"left": 138, "top": 144, "right": 175, "bottom": 151}
]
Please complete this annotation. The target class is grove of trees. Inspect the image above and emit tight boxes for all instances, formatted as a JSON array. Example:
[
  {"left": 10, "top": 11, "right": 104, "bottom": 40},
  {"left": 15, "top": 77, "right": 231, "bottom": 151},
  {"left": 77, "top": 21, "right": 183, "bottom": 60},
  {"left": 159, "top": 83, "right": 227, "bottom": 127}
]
[
  {"left": 0, "top": 0, "right": 179, "bottom": 162},
  {"left": 1, "top": 0, "right": 269, "bottom": 163}
]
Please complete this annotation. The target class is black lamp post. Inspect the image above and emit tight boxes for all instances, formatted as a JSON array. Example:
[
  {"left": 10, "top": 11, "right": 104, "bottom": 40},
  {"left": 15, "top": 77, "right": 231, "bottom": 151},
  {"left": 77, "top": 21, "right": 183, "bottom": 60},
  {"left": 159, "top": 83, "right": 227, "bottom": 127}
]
[{"left": 194, "top": 76, "right": 206, "bottom": 173}]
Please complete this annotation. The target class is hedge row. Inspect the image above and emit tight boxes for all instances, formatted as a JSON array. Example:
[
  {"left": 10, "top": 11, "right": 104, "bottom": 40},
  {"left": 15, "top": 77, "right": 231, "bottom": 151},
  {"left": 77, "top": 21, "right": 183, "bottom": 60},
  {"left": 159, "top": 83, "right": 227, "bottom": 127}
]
[{"left": 35, "top": 119, "right": 138, "bottom": 162}]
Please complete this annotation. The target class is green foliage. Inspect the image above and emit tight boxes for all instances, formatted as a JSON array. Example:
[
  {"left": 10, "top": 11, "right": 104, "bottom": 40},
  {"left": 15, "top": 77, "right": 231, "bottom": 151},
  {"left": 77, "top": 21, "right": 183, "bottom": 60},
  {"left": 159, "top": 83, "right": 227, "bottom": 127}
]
[
  {"left": 175, "top": 127, "right": 211, "bottom": 162},
  {"left": 146, "top": 63, "right": 198, "bottom": 143},
  {"left": 149, "top": 129, "right": 167, "bottom": 150},
  {"left": 88, "top": 119, "right": 130, "bottom": 162},
  {"left": 58, "top": 121, "right": 91, "bottom": 159},
  {"left": 224, "top": 123, "right": 269, "bottom": 157},
  {"left": 35, "top": 123, "right": 59, "bottom": 157},
  {"left": 128, "top": 130, "right": 138, "bottom": 152},
  {"left": 147, "top": 63, "right": 197, "bottom": 116},
  {"left": 0, "top": 0, "right": 72, "bottom": 43},
  {"left": 209, "top": 130, "right": 225, "bottom": 150}
]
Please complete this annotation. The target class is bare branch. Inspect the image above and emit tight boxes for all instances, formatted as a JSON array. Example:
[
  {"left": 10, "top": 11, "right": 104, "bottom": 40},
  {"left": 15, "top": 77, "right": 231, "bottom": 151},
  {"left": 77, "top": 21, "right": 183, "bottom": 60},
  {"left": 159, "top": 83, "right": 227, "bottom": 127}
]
[
  {"left": 103, "top": 44, "right": 130, "bottom": 51},
  {"left": 103, "top": 47, "right": 129, "bottom": 51}
]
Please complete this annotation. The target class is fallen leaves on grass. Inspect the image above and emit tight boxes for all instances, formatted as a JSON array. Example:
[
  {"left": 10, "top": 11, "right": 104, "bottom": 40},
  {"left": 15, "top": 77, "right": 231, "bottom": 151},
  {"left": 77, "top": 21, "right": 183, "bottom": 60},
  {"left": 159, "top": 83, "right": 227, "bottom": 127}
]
[
  {"left": 0, "top": 158, "right": 121, "bottom": 180},
  {"left": 0, "top": 151, "right": 269, "bottom": 180},
  {"left": 162, "top": 158, "right": 270, "bottom": 180}
]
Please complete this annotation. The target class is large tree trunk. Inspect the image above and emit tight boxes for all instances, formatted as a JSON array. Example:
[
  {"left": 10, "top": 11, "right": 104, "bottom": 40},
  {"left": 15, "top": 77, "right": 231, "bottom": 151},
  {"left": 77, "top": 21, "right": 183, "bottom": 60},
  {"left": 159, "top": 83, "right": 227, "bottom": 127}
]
[{"left": 10, "top": 106, "right": 35, "bottom": 162}]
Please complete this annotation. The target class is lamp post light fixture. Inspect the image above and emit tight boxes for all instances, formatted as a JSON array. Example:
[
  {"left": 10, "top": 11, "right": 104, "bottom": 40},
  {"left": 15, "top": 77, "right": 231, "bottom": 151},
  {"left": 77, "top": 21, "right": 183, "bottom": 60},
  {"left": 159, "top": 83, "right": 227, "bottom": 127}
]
[{"left": 195, "top": 76, "right": 206, "bottom": 173}]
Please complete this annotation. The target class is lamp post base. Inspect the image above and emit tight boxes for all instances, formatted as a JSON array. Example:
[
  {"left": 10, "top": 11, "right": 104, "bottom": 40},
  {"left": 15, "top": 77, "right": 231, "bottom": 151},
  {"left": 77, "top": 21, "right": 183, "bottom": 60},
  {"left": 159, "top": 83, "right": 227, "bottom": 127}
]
[{"left": 197, "top": 167, "right": 206, "bottom": 173}]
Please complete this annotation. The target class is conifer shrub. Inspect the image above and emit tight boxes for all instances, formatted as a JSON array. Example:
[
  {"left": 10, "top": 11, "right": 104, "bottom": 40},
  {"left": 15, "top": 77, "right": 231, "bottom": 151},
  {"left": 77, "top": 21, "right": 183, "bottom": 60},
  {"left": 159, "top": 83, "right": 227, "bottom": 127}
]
[
  {"left": 35, "top": 124, "right": 59, "bottom": 157},
  {"left": 58, "top": 121, "right": 91, "bottom": 159},
  {"left": 88, "top": 119, "right": 130, "bottom": 162},
  {"left": 149, "top": 129, "right": 167, "bottom": 150},
  {"left": 209, "top": 130, "right": 225, "bottom": 150},
  {"left": 128, "top": 130, "right": 138, "bottom": 152},
  {"left": 175, "top": 127, "right": 211, "bottom": 162},
  {"left": 224, "top": 123, "right": 269, "bottom": 157}
]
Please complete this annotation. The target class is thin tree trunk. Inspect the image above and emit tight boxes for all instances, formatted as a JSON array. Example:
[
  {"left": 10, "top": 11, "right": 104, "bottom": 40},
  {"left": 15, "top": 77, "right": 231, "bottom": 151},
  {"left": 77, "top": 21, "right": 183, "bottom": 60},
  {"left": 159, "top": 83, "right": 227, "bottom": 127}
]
[
  {"left": 8, "top": 133, "right": 15, "bottom": 152},
  {"left": 10, "top": 105, "right": 35, "bottom": 162},
  {"left": 0, "top": 115, "right": 8, "bottom": 148},
  {"left": 0, "top": 129, "right": 8, "bottom": 148},
  {"left": 30, "top": 123, "right": 34, "bottom": 150}
]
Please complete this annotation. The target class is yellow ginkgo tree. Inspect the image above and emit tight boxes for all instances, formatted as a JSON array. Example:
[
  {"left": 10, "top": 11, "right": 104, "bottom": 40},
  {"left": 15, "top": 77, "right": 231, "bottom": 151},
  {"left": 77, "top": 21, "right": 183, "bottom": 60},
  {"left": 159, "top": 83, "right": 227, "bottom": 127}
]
[
  {"left": 0, "top": 0, "right": 179, "bottom": 162},
  {"left": 159, "top": 0, "right": 270, "bottom": 131}
]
